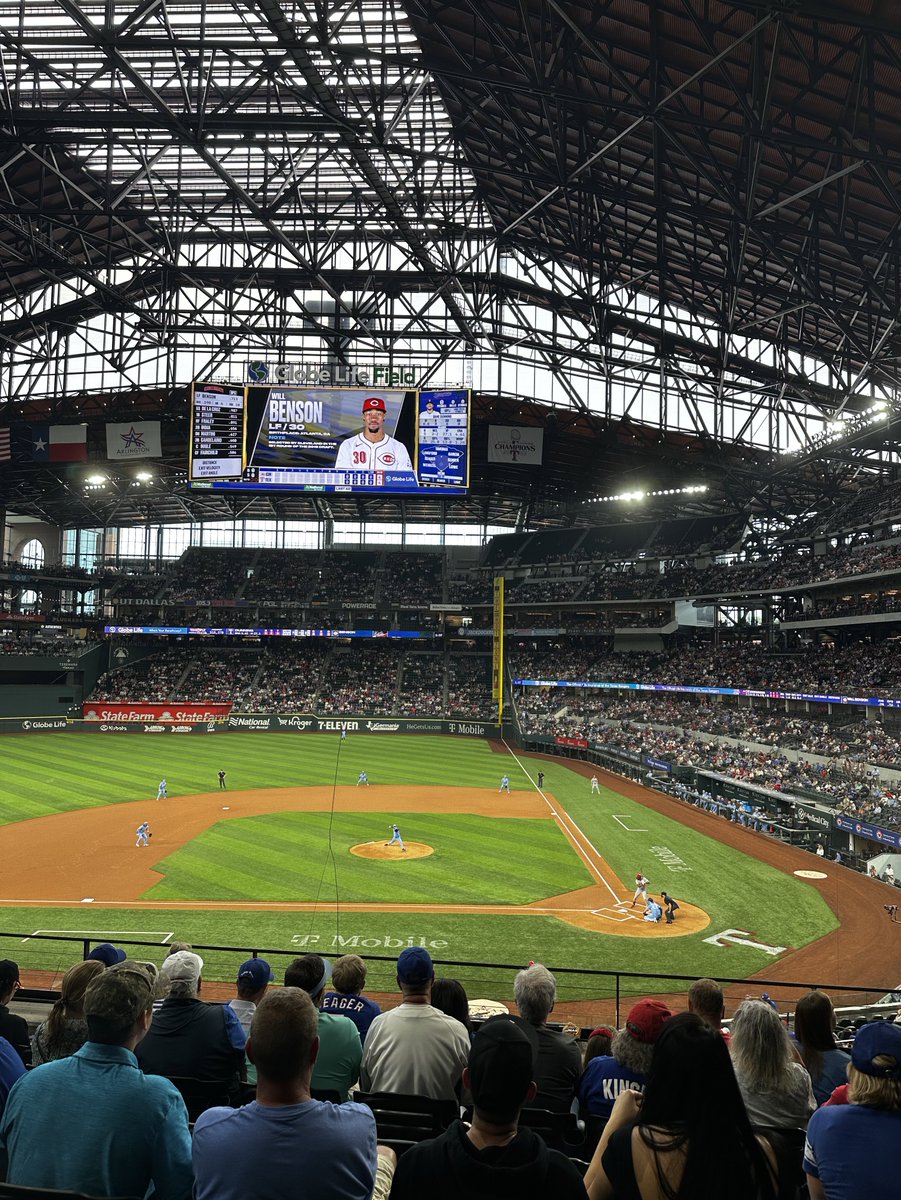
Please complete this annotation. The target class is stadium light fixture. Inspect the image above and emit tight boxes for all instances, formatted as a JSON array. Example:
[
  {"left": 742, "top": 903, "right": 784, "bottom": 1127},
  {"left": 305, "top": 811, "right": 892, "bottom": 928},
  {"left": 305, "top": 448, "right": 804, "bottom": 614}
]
[{"left": 586, "top": 484, "right": 708, "bottom": 504}]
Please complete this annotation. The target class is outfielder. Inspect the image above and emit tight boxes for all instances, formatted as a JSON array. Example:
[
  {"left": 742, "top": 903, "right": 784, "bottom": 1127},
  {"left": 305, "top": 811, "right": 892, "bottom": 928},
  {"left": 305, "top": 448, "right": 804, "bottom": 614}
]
[
  {"left": 335, "top": 396, "right": 413, "bottom": 472},
  {"left": 499, "top": 774, "right": 511, "bottom": 793},
  {"left": 384, "top": 824, "right": 406, "bottom": 852},
  {"left": 135, "top": 821, "right": 151, "bottom": 848},
  {"left": 357, "top": 771, "right": 370, "bottom": 787},
  {"left": 341, "top": 728, "right": 347, "bottom": 742},
  {"left": 590, "top": 775, "right": 600, "bottom": 794},
  {"left": 631, "top": 873, "right": 650, "bottom": 907}
]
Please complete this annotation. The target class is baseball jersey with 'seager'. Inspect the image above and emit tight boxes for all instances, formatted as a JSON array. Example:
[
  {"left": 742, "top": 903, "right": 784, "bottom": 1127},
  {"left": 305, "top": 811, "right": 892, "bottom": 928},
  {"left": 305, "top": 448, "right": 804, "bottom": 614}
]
[{"left": 335, "top": 433, "right": 413, "bottom": 472}]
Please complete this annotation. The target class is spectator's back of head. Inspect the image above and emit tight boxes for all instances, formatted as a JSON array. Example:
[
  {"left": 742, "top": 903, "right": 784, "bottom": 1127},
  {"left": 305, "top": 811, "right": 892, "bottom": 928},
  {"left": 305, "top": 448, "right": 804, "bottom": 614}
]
[
  {"left": 514, "top": 963, "right": 556, "bottom": 1024},
  {"left": 0, "top": 959, "right": 19, "bottom": 1001},
  {"left": 584, "top": 1026, "right": 615, "bottom": 1067},
  {"left": 331, "top": 954, "right": 367, "bottom": 996},
  {"left": 161, "top": 950, "right": 203, "bottom": 999},
  {"left": 285, "top": 954, "right": 331, "bottom": 1002},
  {"left": 84, "top": 962, "right": 155, "bottom": 1045},
  {"left": 249, "top": 988, "right": 319, "bottom": 1084},
  {"left": 729, "top": 999, "right": 793, "bottom": 1089},
  {"left": 396, "top": 947, "right": 434, "bottom": 996},
  {"left": 688, "top": 978, "right": 725, "bottom": 1028},
  {"left": 430, "top": 977, "right": 471, "bottom": 1031},
  {"left": 235, "top": 957, "right": 274, "bottom": 999},
  {"left": 466, "top": 1016, "right": 536, "bottom": 1123},
  {"left": 848, "top": 1021, "right": 901, "bottom": 1111}
]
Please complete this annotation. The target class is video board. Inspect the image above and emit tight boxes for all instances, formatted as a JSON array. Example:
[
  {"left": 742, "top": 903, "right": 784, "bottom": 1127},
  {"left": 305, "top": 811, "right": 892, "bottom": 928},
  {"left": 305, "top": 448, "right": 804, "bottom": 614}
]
[{"left": 189, "top": 383, "right": 470, "bottom": 495}]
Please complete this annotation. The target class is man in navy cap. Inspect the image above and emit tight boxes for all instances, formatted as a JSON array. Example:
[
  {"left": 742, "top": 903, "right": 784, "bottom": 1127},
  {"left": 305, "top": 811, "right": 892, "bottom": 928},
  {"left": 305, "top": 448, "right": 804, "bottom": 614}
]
[
  {"left": 87, "top": 942, "right": 127, "bottom": 967},
  {"left": 335, "top": 395, "right": 413, "bottom": 473},
  {"left": 360, "top": 947, "right": 469, "bottom": 1102},
  {"left": 228, "top": 958, "right": 274, "bottom": 1087},
  {"left": 389, "top": 1016, "right": 585, "bottom": 1198}
]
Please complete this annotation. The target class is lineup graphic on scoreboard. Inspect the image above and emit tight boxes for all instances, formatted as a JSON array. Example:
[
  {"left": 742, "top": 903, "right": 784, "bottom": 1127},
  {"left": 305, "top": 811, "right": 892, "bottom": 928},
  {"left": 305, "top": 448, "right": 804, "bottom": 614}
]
[{"left": 189, "top": 384, "right": 470, "bottom": 495}]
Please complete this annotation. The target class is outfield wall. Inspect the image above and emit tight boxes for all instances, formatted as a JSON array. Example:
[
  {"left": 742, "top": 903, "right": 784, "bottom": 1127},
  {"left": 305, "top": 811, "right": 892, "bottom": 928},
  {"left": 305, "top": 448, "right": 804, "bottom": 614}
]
[{"left": 0, "top": 714, "right": 503, "bottom": 737}]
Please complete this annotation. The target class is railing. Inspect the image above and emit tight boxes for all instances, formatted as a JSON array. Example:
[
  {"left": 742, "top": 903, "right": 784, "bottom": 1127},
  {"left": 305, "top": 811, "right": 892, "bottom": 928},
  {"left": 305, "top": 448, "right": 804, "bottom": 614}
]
[{"left": 3, "top": 931, "right": 897, "bottom": 1029}]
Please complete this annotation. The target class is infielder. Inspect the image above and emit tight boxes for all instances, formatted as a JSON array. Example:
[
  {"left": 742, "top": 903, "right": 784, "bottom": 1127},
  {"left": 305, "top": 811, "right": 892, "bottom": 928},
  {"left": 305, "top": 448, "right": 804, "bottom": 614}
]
[
  {"left": 135, "top": 821, "right": 151, "bottom": 848},
  {"left": 499, "top": 774, "right": 511, "bottom": 793},
  {"left": 384, "top": 824, "right": 406, "bottom": 852},
  {"left": 335, "top": 396, "right": 413, "bottom": 472},
  {"left": 632, "top": 873, "right": 650, "bottom": 907},
  {"left": 357, "top": 771, "right": 370, "bottom": 787},
  {"left": 590, "top": 775, "right": 600, "bottom": 794},
  {"left": 156, "top": 778, "right": 167, "bottom": 800}
]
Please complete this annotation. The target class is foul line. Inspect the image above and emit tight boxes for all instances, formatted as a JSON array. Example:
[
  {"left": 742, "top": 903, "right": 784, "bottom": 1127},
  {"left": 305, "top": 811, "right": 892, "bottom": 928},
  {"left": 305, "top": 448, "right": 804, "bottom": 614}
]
[
  {"left": 612, "top": 815, "right": 648, "bottom": 832},
  {"left": 502, "top": 740, "right": 623, "bottom": 905}
]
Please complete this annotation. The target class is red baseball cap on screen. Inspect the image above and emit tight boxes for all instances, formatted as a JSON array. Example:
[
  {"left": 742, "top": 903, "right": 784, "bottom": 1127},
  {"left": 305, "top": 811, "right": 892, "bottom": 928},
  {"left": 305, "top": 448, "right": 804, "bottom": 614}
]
[{"left": 362, "top": 396, "right": 386, "bottom": 413}]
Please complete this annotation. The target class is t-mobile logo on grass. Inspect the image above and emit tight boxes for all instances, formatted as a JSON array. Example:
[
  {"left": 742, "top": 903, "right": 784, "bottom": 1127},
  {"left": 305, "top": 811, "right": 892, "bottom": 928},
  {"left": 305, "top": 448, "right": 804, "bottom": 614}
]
[{"left": 291, "top": 934, "right": 449, "bottom": 949}]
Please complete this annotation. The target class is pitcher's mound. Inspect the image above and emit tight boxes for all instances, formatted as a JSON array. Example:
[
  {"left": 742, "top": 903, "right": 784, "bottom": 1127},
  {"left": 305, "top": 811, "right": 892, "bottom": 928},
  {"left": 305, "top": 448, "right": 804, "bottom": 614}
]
[{"left": 351, "top": 841, "right": 434, "bottom": 861}]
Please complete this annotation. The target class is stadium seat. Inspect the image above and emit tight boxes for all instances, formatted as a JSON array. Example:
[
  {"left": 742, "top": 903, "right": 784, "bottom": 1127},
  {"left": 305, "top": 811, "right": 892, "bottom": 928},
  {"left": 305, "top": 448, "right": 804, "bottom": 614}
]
[
  {"left": 0, "top": 1188, "right": 139, "bottom": 1200},
  {"left": 515, "top": 1107, "right": 586, "bottom": 1154},
  {"left": 165, "top": 1075, "right": 234, "bottom": 1121},
  {"left": 351, "top": 1091, "right": 458, "bottom": 1141}
]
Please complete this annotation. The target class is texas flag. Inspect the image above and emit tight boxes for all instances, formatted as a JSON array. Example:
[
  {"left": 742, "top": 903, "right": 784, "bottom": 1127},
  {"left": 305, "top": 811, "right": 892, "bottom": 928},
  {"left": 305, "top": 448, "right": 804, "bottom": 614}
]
[{"left": 31, "top": 424, "right": 88, "bottom": 463}]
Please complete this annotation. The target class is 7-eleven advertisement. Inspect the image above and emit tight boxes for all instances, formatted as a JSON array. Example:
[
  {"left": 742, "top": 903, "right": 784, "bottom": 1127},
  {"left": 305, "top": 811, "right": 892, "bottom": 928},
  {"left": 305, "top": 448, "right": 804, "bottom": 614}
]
[{"left": 83, "top": 702, "right": 232, "bottom": 723}]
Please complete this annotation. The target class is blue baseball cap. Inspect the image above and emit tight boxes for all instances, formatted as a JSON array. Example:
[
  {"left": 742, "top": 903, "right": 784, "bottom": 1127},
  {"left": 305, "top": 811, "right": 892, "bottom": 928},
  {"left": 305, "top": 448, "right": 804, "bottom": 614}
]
[
  {"left": 397, "top": 946, "right": 434, "bottom": 986},
  {"left": 237, "top": 958, "right": 274, "bottom": 989},
  {"left": 87, "top": 943, "right": 127, "bottom": 967},
  {"left": 852, "top": 1022, "right": 901, "bottom": 1079}
]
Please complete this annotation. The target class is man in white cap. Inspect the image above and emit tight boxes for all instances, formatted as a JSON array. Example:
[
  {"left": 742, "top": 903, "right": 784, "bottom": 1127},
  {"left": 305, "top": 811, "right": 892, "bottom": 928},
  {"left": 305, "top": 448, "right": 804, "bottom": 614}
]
[
  {"left": 135, "top": 950, "right": 246, "bottom": 1102},
  {"left": 335, "top": 396, "right": 413, "bottom": 472}
]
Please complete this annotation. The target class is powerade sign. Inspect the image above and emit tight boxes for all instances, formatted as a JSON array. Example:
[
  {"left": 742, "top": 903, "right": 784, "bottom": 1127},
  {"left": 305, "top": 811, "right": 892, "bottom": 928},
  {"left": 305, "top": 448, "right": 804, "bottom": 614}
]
[
  {"left": 835, "top": 814, "right": 901, "bottom": 848},
  {"left": 513, "top": 679, "right": 901, "bottom": 709}
]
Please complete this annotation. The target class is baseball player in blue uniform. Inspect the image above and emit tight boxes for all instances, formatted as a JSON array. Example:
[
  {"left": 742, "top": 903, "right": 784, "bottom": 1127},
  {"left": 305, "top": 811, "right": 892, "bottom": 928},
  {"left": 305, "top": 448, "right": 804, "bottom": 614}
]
[
  {"left": 499, "top": 774, "right": 511, "bottom": 793},
  {"left": 357, "top": 771, "right": 369, "bottom": 787},
  {"left": 341, "top": 728, "right": 347, "bottom": 742},
  {"left": 384, "top": 824, "right": 406, "bottom": 852},
  {"left": 644, "top": 899, "right": 663, "bottom": 923},
  {"left": 156, "top": 778, "right": 167, "bottom": 800},
  {"left": 135, "top": 821, "right": 151, "bottom": 847}
]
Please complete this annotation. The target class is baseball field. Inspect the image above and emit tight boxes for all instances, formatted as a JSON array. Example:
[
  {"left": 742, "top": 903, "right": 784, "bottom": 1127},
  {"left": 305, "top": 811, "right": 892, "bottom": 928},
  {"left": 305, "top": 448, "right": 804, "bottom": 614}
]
[{"left": 0, "top": 731, "right": 893, "bottom": 1004}]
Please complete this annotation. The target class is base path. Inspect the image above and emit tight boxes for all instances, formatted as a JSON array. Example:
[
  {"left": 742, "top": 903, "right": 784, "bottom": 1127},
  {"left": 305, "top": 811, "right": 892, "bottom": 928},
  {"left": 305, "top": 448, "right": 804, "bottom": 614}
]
[{"left": 0, "top": 784, "right": 707, "bottom": 938}]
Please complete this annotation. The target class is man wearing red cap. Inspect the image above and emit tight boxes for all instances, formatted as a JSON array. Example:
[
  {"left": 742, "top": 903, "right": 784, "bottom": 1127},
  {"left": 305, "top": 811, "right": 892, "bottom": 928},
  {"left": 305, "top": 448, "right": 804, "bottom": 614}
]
[{"left": 335, "top": 396, "right": 413, "bottom": 473}]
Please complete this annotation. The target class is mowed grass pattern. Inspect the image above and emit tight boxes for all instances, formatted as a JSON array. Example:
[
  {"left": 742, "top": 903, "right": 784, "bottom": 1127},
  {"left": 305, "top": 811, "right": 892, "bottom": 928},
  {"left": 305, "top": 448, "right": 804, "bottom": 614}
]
[
  {"left": 145, "top": 813, "right": 591, "bottom": 904},
  {"left": 0, "top": 732, "right": 521, "bottom": 826},
  {"left": 0, "top": 732, "right": 841, "bottom": 983}
]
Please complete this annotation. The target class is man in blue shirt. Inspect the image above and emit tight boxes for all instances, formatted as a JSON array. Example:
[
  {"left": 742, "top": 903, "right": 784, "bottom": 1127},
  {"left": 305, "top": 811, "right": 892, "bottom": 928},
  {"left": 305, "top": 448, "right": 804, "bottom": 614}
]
[
  {"left": 0, "top": 1037, "right": 25, "bottom": 1116},
  {"left": 320, "top": 954, "right": 382, "bottom": 1042},
  {"left": 0, "top": 961, "right": 192, "bottom": 1198},
  {"left": 193, "top": 987, "right": 394, "bottom": 1200}
]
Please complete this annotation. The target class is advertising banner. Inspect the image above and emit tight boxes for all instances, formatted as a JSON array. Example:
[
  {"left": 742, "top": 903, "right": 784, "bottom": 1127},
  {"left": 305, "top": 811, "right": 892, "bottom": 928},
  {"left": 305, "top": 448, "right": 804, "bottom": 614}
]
[
  {"left": 835, "top": 814, "right": 901, "bottom": 848},
  {"left": 555, "top": 735, "right": 588, "bottom": 748},
  {"left": 82, "top": 702, "right": 233, "bottom": 723}
]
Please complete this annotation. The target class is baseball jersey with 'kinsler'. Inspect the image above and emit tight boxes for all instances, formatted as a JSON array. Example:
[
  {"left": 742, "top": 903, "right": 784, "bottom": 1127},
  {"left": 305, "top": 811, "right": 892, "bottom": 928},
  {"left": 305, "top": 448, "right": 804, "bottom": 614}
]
[{"left": 335, "top": 433, "right": 412, "bottom": 472}]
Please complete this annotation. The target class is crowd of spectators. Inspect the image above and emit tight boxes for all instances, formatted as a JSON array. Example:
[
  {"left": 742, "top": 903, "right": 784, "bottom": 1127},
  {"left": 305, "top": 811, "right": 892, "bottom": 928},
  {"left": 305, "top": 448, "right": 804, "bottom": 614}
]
[
  {"left": 396, "top": 654, "right": 445, "bottom": 715},
  {"left": 1, "top": 946, "right": 898, "bottom": 1197},
  {"left": 446, "top": 654, "right": 493, "bottom": 718}
]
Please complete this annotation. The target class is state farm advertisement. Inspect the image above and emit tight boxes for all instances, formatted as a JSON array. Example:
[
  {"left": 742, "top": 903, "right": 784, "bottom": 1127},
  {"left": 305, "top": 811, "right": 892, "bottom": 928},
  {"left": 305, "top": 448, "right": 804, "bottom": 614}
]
[
  {"left": 555, "top": 735, "right": 589, "bottom": 749},
  {"left": 82, "top": 702, "right": 232, "bottom": 723}
]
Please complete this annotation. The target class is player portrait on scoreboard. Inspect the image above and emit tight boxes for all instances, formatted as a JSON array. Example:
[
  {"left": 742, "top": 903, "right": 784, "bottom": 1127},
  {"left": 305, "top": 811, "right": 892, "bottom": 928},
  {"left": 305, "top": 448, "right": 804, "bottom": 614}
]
[{"left": 335, "top": 395, "right": 413, "bottom": 473}]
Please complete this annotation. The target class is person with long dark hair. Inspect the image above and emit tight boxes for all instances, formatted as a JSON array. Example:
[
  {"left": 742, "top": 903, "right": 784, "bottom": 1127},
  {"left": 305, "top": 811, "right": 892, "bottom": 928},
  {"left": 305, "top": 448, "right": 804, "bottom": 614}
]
[
  {"left": 585, "top": 1012, "right": 780, "bottom": 1200},
  {"left": 792, "top": 991, "right": 850, "bottom": 1107},
  {"left": 31, "top": 960, "right": 104, "bottom": 1066}
]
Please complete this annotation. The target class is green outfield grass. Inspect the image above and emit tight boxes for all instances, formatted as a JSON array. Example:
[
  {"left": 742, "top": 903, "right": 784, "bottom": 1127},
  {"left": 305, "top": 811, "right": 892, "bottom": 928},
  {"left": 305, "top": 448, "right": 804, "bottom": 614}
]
[
  {"left": 145, "top": 813, "right": 592, "bottom": 904},
  {"left": 0, "top": 731, "right": 841, "bottom": 991}
]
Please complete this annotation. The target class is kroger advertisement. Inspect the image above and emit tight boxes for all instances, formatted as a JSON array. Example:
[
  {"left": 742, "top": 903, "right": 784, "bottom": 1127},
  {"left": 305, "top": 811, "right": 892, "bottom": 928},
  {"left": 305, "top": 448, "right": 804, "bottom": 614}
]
[{"left": 189, "top": 383, "right": 469, "bottom": 495}]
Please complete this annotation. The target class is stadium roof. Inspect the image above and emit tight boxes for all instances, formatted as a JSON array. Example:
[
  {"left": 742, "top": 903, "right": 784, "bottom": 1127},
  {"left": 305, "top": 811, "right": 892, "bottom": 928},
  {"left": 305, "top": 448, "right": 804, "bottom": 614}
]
[{"left": 1, "top": 1, "right": 901, "bottom": 530}]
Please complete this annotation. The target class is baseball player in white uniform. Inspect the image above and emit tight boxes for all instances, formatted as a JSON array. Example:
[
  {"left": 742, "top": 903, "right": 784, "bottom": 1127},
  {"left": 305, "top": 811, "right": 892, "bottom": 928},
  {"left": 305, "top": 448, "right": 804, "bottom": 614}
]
[
  {"left": 590, "top": 775, "right": 601, "bottom": 794},
  {"left": 335, "top": 396, "right": 413, "bottom": 472},
  {"left": 632, "top": 873, "right": 650, "bottom": 907}
]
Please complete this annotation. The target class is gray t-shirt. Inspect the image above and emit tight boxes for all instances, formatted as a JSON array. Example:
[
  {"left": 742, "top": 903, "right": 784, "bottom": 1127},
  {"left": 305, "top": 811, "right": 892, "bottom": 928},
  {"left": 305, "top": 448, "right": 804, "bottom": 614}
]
[{"left": 737, "top": 1061, "right": 816, "bottom": 1129}]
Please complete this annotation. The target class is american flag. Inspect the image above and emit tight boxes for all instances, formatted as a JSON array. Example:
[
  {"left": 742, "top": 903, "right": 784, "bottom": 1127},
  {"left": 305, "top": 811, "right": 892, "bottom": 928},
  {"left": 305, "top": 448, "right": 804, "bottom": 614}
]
[{"left": 0, "top": 427, "right": 10, "bottom": 463}]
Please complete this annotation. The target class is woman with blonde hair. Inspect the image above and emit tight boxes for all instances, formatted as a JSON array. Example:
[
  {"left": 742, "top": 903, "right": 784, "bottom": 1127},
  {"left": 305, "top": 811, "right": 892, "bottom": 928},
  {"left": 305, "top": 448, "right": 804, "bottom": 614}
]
[
  {"left": 729, "top": 999, "right": 815, "bottom": 1129},
  {"left": 803, "top": 1021, "right": 901, "bottom": 1198},
  {"left": 792, "top": 990, "right": 850, "bottom": 1106},
  {"left": 31, "top": 959, "right": 104, "bottom": 1065}
]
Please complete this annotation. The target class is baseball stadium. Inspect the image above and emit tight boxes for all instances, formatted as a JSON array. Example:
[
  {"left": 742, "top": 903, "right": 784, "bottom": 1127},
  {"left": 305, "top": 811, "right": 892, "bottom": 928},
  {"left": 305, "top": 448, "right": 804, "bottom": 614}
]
[{"left": 1, "top": 2, "right": 901, "bottom": 1194}]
